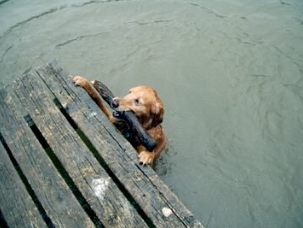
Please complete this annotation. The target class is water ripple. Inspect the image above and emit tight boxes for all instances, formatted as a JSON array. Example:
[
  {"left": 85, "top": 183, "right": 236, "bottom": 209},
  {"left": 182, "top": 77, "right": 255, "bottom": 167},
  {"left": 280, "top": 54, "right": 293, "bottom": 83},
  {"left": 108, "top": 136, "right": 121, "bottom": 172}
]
[
  {"left": 72, "top": 0, "right": 131, "bottom": 8},
  {"left": 0, "top": 7, "right": 66, "bottom": 40},
  {"left": 0, "top": 45, "right": 13, "bottom": 64},
  {"left": 0, "top": 0, "right": 9, "bottom": 6},
  {"left": 188, "top": 3, "right": 227, "bottom": 19},
  {"left": 55, "top": 32, "right": 104, "bottom": 47}
]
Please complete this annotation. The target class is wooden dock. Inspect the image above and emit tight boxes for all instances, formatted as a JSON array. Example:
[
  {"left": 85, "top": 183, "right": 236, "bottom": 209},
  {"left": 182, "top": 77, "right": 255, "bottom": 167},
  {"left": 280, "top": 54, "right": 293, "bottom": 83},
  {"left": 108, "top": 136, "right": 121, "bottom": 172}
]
[{"left": 0, "top": 61, "right": 204, "bottom": 228}]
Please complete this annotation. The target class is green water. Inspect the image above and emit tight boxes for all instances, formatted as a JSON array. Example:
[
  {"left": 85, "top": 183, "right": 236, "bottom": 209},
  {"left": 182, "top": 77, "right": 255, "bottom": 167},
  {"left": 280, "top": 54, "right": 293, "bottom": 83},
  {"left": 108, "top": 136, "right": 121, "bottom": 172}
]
[{"left": 1, "top": 0, "right": 303, "bottom": 227}]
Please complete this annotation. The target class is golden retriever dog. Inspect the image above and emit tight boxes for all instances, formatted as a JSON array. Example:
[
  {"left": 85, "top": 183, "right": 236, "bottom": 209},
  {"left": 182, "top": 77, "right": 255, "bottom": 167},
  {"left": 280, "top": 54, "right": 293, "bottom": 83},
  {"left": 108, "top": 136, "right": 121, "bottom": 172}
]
[{"left": 73, "top": 76, "right": 166, "bottom": 165}]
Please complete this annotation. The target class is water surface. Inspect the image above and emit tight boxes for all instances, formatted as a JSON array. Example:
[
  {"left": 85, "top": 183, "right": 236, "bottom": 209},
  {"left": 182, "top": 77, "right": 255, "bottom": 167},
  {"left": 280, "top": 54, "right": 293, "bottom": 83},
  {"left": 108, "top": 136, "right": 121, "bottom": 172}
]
[{"left": 1, "top": 0, "right": 303, "bottom": 227}]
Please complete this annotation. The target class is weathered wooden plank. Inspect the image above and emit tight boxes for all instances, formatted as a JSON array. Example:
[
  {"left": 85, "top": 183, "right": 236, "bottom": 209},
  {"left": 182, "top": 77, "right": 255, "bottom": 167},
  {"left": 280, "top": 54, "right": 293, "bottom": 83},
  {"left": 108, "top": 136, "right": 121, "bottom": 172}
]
[
  {"left": 0, "top": 140, "right": 46, "bottom": 228},
  {"left": 0, "top": 88, "right": 95, "bottom": 228},
  {"left": 37, "top": 61, "right": 204, "bottom": 228},
  {"left": 12, "top": 72, "right": 148, "bottom": 228}
]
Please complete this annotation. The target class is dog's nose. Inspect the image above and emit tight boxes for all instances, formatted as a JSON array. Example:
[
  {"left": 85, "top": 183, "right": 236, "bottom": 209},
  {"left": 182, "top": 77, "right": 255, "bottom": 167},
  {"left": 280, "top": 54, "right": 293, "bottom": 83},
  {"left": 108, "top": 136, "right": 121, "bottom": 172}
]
[{"left": 112, "top": 97, "right": 120, "bottom": 109}]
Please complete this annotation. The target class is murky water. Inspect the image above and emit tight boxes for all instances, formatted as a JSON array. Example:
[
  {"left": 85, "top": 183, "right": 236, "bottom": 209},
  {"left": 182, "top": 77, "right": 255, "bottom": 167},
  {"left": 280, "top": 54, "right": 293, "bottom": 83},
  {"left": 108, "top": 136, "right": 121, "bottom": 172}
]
[{"left": 1, "top": 0, "right": 303, "bottom": 227}]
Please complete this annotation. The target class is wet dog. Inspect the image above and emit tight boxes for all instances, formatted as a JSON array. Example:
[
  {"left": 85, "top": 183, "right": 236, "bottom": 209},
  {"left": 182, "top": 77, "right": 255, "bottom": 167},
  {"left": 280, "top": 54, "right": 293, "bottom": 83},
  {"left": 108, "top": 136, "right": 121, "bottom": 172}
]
[{"left": 73, "top": 76, "right": 166, "bottom": 165}]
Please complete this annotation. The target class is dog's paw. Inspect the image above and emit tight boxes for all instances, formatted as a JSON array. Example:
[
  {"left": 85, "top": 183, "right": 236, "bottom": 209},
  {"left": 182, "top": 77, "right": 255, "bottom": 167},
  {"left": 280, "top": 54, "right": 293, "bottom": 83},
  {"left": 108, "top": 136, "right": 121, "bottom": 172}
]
[
  {"left": 138, "top": 151, "right": 154, "bottom": 166},
  {"left": 73, "top": 76, "right": 89, "bottom": 88}
]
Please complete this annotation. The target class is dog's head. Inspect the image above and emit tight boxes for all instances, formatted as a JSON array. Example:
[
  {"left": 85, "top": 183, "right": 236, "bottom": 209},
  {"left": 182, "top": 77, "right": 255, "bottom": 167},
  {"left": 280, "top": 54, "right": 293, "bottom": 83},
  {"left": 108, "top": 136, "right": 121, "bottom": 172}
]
[{"left": 114, "top": 86, "right": 164, "bottom": 129}]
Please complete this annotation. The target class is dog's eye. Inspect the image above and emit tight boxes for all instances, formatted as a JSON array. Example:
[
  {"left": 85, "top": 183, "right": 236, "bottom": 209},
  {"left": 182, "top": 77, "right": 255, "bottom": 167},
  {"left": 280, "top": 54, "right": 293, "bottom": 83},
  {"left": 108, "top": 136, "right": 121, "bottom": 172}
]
[{"left": 134, "top": 98, "right": 141, "bottom": 105}]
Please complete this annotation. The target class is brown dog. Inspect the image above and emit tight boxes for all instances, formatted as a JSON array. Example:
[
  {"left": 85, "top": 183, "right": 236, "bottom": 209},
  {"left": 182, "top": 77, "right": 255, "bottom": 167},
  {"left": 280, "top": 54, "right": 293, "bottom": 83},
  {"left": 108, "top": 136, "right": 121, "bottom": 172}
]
[{"left": 73, "top": 76, "right": 166, "bottom": 165}]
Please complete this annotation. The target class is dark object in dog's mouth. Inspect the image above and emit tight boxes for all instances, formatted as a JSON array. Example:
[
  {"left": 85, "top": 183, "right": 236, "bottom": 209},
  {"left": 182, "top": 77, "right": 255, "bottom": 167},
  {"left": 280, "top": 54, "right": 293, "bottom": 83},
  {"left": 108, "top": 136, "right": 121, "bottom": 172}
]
[
  {"left": 113, "top": 110, "right": 157, "bottom": 151},
  {"left": 113, "top": 110, "right": 133, "bottom": 118},
  {"left": 113, "top": 110, "right": 124, "bottom": 118}
]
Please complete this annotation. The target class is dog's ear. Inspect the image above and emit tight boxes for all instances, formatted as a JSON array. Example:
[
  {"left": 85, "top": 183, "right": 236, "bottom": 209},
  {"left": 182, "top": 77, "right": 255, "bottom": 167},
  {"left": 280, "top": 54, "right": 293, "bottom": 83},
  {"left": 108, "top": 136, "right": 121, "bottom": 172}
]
[{"left": 151, "top": 101, "right": 164, "bottom": 127}]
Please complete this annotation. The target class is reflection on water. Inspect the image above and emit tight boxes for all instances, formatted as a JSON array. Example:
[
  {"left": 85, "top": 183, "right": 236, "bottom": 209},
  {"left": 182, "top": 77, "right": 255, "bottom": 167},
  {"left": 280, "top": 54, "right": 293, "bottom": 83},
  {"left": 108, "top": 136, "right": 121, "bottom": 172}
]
[{"left": 1, "top": 0, "right": 303, "bottom": 227}]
